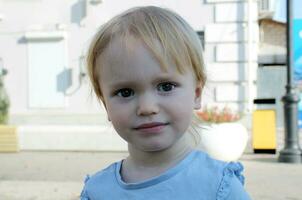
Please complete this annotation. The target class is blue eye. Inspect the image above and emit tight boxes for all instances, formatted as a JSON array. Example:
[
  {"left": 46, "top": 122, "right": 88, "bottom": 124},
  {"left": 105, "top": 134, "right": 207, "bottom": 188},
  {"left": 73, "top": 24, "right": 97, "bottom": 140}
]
[
  {"left": 158, "top": 82, "right": 176, "bottom": 92},
  {"left": 116, "top": 88, "right": 134, "bottom": 98}
]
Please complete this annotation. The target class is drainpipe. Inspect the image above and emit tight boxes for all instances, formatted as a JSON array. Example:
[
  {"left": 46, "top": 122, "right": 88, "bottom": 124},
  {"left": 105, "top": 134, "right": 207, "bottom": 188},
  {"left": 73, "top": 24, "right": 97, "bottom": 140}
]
[{"left": 247, "top": 0, "right": 254, "bottom": 113}]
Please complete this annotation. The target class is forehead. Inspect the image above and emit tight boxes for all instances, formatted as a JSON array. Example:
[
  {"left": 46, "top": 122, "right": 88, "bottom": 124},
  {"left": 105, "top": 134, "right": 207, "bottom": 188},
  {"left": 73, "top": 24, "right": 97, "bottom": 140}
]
[
  {"left": 96, "top": 37, "right": 188, "bottom": 80},
  {"left": 101, "top": 36, "right": 164, "bottom": 67}
]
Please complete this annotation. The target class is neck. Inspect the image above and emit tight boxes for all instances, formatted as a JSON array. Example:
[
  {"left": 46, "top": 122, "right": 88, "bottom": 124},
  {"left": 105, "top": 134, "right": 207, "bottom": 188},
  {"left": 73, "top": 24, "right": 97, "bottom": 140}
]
[
  {"left": 127, "top": 133, "right": 193, "bottom": 169},
  {"left": 121, "top": 133, "right": 193, "bottom": 183}
]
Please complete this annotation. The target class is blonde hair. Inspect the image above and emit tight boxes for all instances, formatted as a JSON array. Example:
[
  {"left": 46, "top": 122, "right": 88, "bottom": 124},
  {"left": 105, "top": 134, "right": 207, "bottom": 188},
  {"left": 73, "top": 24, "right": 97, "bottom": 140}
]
[{"left": 87, "top": 6, "right": 206, "bottom": 103}]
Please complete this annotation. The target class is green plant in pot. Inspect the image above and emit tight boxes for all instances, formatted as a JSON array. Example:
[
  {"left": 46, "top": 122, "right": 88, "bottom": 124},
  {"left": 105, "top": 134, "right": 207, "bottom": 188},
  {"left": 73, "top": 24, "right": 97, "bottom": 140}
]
[
  {"left": 0, "top": 60, "right": 18, "bottom": 152},
  {"left": 0, "top": 67, "right": 10, "bottom": 124}
]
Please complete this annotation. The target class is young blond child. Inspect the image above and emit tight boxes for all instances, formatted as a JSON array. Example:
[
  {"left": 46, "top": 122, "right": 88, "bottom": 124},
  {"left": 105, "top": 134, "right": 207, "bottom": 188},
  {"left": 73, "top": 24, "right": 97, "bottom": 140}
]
[{"left": 81, "top": 6, "right": 251, "bottom": 200}]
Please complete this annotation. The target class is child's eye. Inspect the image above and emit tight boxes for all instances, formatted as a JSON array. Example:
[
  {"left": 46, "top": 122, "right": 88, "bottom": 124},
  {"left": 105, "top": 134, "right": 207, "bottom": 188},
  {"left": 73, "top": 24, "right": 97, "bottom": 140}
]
[
  {"left": 157, "top": 82, "right": 176, "bottom": 92},
  {"left": 115, "top": 88, "right": 134, "bottom": 98}
]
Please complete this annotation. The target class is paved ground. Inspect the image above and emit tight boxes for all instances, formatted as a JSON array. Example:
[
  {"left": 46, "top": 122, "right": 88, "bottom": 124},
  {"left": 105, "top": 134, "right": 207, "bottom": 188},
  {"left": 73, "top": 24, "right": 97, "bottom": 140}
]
[{"left": 0, "top": 151, "right": 302, "bottom": 200}]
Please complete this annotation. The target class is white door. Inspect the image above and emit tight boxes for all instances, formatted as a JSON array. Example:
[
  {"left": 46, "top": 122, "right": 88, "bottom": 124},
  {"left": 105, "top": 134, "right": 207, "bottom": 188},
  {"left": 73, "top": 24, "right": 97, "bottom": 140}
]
[{"left": 26, "top": 31, "right": 68, "bottom": 108}]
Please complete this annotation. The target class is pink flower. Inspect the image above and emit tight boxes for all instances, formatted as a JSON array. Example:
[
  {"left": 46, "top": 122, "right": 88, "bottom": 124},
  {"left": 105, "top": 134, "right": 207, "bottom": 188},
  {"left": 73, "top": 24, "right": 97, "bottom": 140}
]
[{"left": 196, "top": 105, "right": 241, "bottom": 123}]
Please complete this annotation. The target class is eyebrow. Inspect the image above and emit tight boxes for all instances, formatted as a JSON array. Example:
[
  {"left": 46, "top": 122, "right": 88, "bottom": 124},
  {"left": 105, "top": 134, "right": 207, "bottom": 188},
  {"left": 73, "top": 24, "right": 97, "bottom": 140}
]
[
  {"left": 107, "top": 74, "right": 178, "bottom": 89},
  {"left": 107, "top": 81, "right": 136, "bottom": 90}
]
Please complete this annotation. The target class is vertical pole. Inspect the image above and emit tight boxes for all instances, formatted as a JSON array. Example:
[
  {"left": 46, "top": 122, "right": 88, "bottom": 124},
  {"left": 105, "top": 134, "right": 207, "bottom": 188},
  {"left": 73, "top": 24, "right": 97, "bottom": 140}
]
[{"left": 278, "top": 0, "right": 302, "bottom": 163}]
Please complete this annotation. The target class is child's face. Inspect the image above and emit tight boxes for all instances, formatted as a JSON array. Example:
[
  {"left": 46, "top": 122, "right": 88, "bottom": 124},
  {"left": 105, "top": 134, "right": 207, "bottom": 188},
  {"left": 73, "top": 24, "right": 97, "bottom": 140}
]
[{"left": 97, "top": 37, "right": 202, "bottom": 152}]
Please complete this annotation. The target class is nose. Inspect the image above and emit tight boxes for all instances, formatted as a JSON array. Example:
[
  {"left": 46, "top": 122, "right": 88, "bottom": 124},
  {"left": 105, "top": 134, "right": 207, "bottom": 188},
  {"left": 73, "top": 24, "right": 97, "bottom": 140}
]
[{"left": 136, "top": 92, "right": 159, "bottom": 116}]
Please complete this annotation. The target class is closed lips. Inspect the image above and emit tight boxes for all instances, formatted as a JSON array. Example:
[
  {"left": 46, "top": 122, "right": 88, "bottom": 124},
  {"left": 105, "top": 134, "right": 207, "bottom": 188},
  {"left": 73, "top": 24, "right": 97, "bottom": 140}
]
[{"left": 135, "top": 122, "right": 168, "bottom": 129}]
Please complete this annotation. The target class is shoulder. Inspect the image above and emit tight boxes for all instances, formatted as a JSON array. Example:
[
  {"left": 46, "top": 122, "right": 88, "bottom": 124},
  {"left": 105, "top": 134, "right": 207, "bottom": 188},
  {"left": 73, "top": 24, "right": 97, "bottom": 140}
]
[
  {"left": 87, "top": 162, "right": 117, "bottom": 185},
  {"left": 216, "top": 162, "right": 251, "bottom": 200},
  {"left": 193, "top": 150, "right": 243, "bottom": 175},
  {"left": 192, "top": 150, "right": 228, "bottom": 174},
  {"left": 193, "top": 151, "right": 250, "bottom": 199},
  {"left": 80, "top": 162, "right": 119, "bottom": 200}
]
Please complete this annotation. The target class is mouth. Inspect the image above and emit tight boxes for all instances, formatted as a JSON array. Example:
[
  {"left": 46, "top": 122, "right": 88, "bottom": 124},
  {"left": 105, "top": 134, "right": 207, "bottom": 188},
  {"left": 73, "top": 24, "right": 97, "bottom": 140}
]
[
  {"left": 134, "top": 122, "right": 169, "bottom": 129},
  {"left": 133, "top": 122, "right": 169, "bottom": 134}
]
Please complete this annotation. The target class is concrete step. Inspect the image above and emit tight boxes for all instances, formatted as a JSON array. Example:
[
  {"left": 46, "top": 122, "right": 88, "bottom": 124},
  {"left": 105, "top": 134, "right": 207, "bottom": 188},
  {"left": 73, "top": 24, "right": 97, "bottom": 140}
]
[{"left": 17, "top": 125, "right": 127, "bottom": 151}]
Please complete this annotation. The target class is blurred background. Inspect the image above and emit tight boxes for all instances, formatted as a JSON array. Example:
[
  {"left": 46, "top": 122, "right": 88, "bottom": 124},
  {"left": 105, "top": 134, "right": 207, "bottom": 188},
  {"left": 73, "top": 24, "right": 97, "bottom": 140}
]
[
  {"left": 1, "top": 0, "right": 301, "bottom": 152},
  {"left": 1, "top": 0, "right": 302, "bottom": 199}
]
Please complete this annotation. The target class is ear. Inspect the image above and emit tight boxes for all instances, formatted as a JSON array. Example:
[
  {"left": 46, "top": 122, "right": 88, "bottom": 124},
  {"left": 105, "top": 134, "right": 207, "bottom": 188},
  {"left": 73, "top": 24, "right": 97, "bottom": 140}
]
[{"left": 194, "top": 82, "right": 202, "bottom": 110}]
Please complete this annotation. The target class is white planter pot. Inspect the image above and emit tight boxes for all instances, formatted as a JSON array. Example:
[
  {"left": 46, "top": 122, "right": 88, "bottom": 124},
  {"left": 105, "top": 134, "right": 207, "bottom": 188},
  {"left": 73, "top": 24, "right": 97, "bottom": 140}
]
[{"left": 197, "top": 123, "right": 248, "bottom": 162}]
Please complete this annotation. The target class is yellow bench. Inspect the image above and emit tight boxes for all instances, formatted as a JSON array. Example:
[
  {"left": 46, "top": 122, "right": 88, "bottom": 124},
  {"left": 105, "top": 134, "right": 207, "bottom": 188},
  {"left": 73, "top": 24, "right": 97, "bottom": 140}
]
[{"left": 0, "top": 125, "right": 19, "bottom": 152}]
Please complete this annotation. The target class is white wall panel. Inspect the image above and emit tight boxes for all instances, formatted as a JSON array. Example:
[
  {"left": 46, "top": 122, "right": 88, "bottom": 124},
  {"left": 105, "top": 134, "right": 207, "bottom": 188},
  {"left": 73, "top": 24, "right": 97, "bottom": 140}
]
[
  {"left": 215, "top": 43, "right": 258, "bottom": 62},
  {"left": 206, "top": 62, "right": 257, "bottom": 82},
  {"left": 205, "top": 23, "right": 258, "bottom": 43},
  {"left": 215, "top": 2, "right": 258, "bottom": 22},
  {"left": 215, "top": 85, "right": 245, "bottom": 101}
]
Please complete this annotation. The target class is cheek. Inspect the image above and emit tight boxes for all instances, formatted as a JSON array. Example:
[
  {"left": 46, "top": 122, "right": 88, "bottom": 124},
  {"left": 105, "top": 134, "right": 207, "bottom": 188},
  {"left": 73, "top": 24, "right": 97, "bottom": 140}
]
[
  {"left": 167, "top": 99, "right": 194, "bottom": 118},
  {"left": 107, "top": 103, "right": 132, "bottom": 127},
  {"left": 165, "top": 93, "right": 195, "bottom": 127},
  {"left": 167, "top": 92, "right": 195, "bottom": 114},
  {"left": 173, "top": 105, "right": 194, "bottom": 125}
]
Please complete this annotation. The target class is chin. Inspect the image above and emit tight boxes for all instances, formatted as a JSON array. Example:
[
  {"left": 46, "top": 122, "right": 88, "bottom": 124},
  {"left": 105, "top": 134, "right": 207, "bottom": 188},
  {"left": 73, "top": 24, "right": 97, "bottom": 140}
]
[{"left": 138, "top": 142, "right": 173, "bottom": 153}]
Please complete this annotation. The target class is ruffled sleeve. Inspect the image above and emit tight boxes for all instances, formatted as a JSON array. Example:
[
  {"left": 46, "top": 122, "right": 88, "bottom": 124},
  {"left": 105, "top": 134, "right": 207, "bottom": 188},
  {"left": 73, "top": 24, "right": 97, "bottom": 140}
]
[
  {"left": 216, "top": 162, "right": 250, "bottom": 200},
  {"left": 80, "top": 175, "right": 91, "bottom": 200}
]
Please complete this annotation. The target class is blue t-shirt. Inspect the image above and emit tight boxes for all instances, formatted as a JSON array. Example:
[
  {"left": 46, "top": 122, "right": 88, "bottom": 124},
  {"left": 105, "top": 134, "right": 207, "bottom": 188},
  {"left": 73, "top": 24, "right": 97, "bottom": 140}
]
[{"left": 80, "top": 150, "right": 251, "bottom": 200}]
